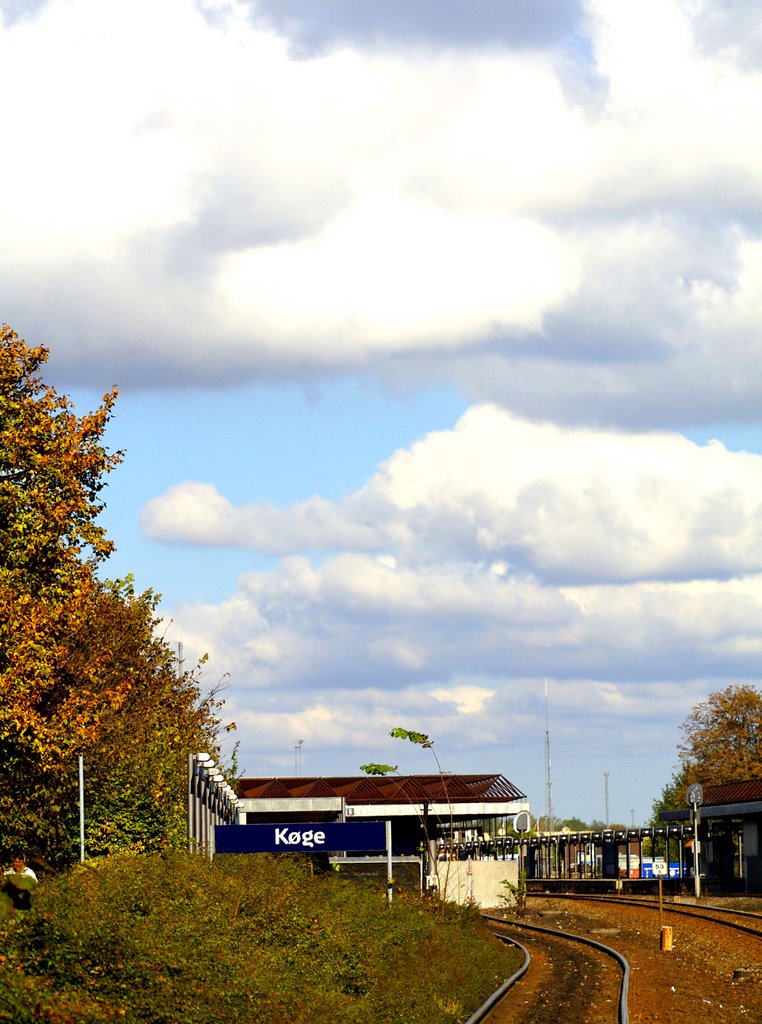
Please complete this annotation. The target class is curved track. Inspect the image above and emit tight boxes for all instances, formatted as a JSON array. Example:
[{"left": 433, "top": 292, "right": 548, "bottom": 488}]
[
  {"left": 527, "top": 892, "right": 762, "bottom": 939},
  {"left": 468, "top": 912, "right": 629, "bottom": 1024},
  {"left": 464, "top": 932, "right": 531, "bottom": 1024}
]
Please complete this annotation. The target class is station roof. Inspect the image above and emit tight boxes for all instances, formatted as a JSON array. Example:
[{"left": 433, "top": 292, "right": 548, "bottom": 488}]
[
  {"left": 238, "top": 773, "right": 525, "bottom": 804},
  {"left": 236, "top": 773, "right": 528, "bottom": 822},
  {"left": 661, "top": 777, "right": 762, "bottom": 821},
  {"left": 702, "top": 779, "right": 762, "bottom": 806}
]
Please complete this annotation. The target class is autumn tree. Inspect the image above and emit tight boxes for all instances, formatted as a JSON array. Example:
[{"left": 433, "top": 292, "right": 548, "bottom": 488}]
[
  {"left": 649, "top": 762, "right": 689, "bottom": 824},
  {"left": 677, "top": 684, "right": 762, "bottom": 787},
  {"left": 0, "top": 326, "right": 223, "bottom": 863},
  {"left": 59, "top": 578, "right": 224, "bottom": 859}
]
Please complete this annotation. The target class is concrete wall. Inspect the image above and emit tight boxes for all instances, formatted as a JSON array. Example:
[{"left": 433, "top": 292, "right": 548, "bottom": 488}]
[{"left": 436, "top": 858, "right": 519, "bottom": 908}]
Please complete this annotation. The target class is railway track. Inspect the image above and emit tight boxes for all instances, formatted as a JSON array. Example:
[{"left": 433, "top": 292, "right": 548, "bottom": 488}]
[
  {"left": 502, "top": 894, "right": 762, "bottom": 1022},
  {"left": 466, "top": 894, "right": 762, "bottom": 1022},
  {"left": 526, "top": 892, "right": 762, "bottom": 938},
  {"left": 468, "top": 912, "right": 629, "bottom": 1024}
]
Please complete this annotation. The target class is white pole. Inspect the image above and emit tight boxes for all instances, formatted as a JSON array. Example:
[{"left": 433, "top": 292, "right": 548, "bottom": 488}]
[
  {"left": 386, "top": 820, "right": 393, "bottom": 904},
  {"left": 78, "top": 755, "right": 85, "bottom": 863},
  {"left": 188, "top": 754, "right": 195, "bottom": 852},
  {"left": 692, "top": 803, "right": 701, "bottom": 900}
]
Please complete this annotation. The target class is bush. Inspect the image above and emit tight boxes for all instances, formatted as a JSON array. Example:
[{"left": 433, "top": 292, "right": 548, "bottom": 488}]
[{"left": 0, "top": 852, "right": 521, "bottom": 1024}]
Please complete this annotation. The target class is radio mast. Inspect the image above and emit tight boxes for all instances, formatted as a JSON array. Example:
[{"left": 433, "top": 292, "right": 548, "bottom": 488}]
[{"left": 544, "top": 678, "right": 553, "bottom": 832}]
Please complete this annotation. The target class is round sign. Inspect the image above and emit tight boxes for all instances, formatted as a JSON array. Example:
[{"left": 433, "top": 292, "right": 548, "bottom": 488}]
[
  {"left": 514, "top": 811, "right": 530, "bottom": 832},
  {"left": 686, "top": 783, "right": 704, "bottom": 806}
]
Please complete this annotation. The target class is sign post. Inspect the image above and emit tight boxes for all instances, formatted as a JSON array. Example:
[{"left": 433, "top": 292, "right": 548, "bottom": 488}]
[
  {"left": 514, "top": 811, "right": 530, "bottom": 882},
  {"left": 386, "top": 820, "right": 393, "bottom": 904},
  {"left": 686, "top": 783, "right": 703, "bottom": 902},
  {"left": 653, "top": 859, "right": 671, "bottom": 950},
  {"left": 215, "top": 820, "right": 393, "bottom": 901},
  {"left": 215, "top": 821, "right": 387, "bottom": 855}
]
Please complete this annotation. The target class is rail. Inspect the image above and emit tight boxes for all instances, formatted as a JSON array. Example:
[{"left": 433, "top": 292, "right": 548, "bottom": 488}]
[
  {"left": 463, "top": 933, "right": 531, "bottom": 1024},
  {"left": 529, "top": 892, "right": 762, "bottom": 939},
  {"left": 473, "top": 912, "right": 630, "bottom": 1024}
]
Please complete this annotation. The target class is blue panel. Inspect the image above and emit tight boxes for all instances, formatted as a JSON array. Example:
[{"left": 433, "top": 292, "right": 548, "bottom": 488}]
[{"left": 215, "top": 821, "right": 387, "bottom": 854}]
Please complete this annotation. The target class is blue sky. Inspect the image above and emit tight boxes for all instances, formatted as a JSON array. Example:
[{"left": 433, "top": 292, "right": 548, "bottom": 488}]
[
  {"left": 69, "top": 379, "right": 469, "bottom": 604},
  {"left": 4, "top": 0, "right": 762, "bottom": 826}
]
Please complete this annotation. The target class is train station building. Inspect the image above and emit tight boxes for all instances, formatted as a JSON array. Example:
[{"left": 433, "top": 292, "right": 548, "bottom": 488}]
[
  {"left": 661, "top": 778, "right": 762, "bottom": 893},
  {"left": 235, "top": 773, "right": 530, "bottom": 903},
  {"left": 517, "top": 778, "right": 762, "bottom": 894}
]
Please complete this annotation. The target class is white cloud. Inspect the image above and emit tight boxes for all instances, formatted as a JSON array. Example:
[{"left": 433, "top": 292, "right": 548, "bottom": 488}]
[
  {"left": 428, "top": 685, "right": 496, "bottom": 715},
  {"left": 6, "top": 0, "right": 762, "bottom": 824},
  {"left": 178, "top": 554, "right": 762, "bottom": 691},
  {"left": 144, "top": 482, "right": 236, "bottom": 542},
  {"left": 0, "top": 0, "right": 760, "bottom": 428},
  {"left": 144, "top": 406, "right": 762, "bottom": 582},
  {"left": 214, "top": 193, "right": 579, "bottom": 357},
  {"left": 157, "top": 402, "right": 762, "bottom": 820},
  {"left": 180, "top": 541, "right": 762, "bottom": 813}
]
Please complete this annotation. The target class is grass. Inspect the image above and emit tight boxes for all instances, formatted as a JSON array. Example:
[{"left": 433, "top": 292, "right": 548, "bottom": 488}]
[{"left": 0, "top": 852, "right": 521, "bottom": 1023}]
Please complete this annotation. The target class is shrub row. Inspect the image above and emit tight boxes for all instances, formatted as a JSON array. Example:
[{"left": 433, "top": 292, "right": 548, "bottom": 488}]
[{"left": 0, "top": 852, "right": 520, "bottom": 1023}]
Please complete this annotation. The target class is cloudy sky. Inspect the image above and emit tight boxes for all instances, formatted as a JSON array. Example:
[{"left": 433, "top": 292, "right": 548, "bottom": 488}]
[{"left": 4, "top": 0, "right": 762, "bottom": 825}]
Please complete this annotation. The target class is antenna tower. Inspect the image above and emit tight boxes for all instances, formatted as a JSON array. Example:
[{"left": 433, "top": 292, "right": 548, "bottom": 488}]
[
  {"left": 294, "top": 739, "right": 305, "bottom": 776},
  {"left": 604, "top": 771, "right": 610, "bottom": 827},
  {"left": 544, "top": 678, "right": 553, "bottom": 832}
]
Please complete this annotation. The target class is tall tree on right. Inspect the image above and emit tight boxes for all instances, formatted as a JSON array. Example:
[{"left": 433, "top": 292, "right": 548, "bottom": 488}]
[{"left": 678, "top": 684, "right": 762, "bottom": 786}]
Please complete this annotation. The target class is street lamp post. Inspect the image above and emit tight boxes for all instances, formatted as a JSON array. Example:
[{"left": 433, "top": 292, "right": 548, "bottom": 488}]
[
  {"left": 687, "top": 783, "right": 703, "bottom": 901},
  {"left": 78, "top": 755, "right": 85, "bottom": 863}
]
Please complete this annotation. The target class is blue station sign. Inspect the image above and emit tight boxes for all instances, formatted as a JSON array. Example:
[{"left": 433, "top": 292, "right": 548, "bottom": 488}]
[{"left": 215, "top": 820, "right": 387, "bottom": 855}]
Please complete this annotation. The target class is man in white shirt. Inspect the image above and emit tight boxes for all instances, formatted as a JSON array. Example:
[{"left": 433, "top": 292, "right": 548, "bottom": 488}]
[{"left": 3, "top": 851, "right": 38, "bottom": 909}]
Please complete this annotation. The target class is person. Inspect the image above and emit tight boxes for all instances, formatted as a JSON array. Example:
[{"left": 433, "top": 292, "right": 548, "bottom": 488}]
[{"left": 2, "top": 851, "right": 38, "bottom": 910}]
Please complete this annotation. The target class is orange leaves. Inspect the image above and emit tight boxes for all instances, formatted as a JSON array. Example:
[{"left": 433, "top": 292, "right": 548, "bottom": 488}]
[
  {"left": 0, "top": 327, "right": 220, "bottom": 862},
  {"left": 678, "top": 683, "right": 762, "bottom": 786},
  {"left": 0, "top": 326, "right": 126, "bottom": 854},
  {"left": 0, "top": 326, "right": 120, "bottom": 588}
]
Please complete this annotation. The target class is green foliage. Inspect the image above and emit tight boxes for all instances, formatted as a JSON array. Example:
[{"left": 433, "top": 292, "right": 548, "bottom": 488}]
[
  {"left": 65, "top": 578, "right": 223, "bottom": 861},
  {"left": 553, "top": 816, "right": 613, "bottom": 831},
  {"left": 0, "top": 327, "right": 225, "bottom": 864},
  {"left": 650, "top": 763, "right": 689, "bottom": 825},
  {"left": 389, "top": 727, "right": 433, "bottom": 749},
  {"left": 0, "top": 853, "right": 521, "bottom": 1024},
  {"left": 498, "top": 869, "right": 527, "bottom": 917},
  {"left": 359, "top": 763, "right": 398, "bottom": 775}
]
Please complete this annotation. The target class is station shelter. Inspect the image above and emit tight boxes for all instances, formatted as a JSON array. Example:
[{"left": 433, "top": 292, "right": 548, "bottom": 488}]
[
  {"left": 235, "top": 773, "right": 529, "bottom": 902},
  {"left": 517, "top": 824, "right": 695, "bottom": 883},
  {"left": 661, "top": 778, "right": 762, "bottom": 893}
]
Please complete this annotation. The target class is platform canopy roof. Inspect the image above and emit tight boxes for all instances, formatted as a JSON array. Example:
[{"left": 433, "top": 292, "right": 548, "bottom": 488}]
[
  {"left": 702, "top": 779, "right": 762, "bottom": 806},
  {"left": 238, "top": 773, "right": 524, "bottom": 803},
  {"left": 661, "top": 777, "right": 762, "bottom": 820},
  {"left": 236, "top": 773, "right": 528, "bottom": 822}
]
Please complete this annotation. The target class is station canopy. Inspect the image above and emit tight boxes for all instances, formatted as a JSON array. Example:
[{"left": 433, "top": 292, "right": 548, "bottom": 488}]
[
  {"left": 236, "top": 773, "right": 528, "bottom": 824},
  {"left": 661, "top": 778, "right": 762, "bottom": 821}
]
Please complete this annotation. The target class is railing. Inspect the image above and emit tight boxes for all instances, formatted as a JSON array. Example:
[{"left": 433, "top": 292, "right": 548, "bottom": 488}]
[{"left": 187, "top": 752, "right": 239, "bottom": 856}]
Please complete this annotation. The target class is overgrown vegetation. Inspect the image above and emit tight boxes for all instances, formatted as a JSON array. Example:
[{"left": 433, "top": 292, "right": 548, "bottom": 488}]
[
  {"left": 498, "top": 869, "right": 527, "bottom": 917},
  {"left": 0, "top": 852, "right": 520, "bottom": 1024}
]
